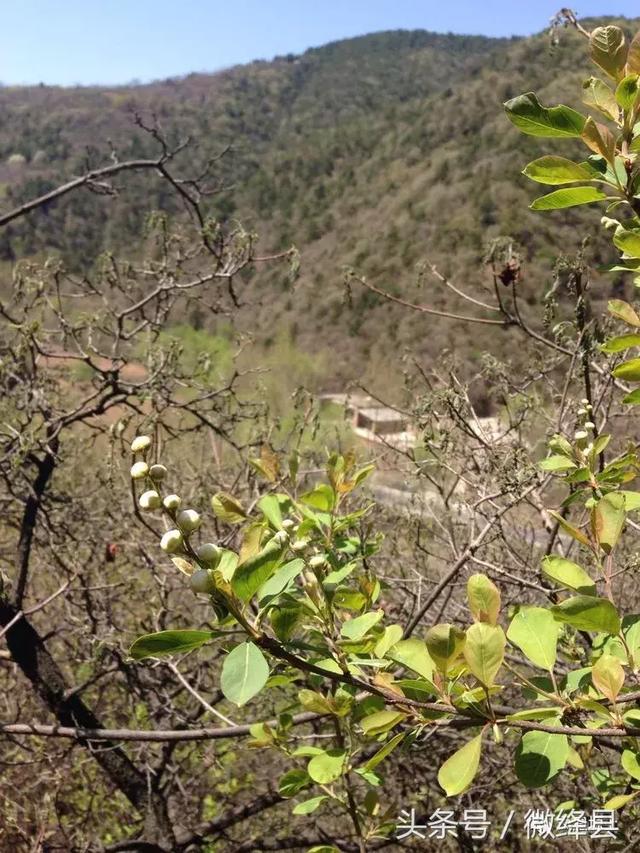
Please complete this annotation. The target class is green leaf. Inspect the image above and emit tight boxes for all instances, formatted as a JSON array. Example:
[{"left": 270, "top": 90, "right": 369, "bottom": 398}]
[
  {"left": 619, "top": 491, "right": 640, "bottom": 510},
  {"left": 530, "top": 187, "right": 608, "bottom": 211},
  {"left": 220, "top": 641, "right": 269, "bottom": 706},
  {"left": 515, "top": 730, "right": 569, "bottom": 788},
  {"left": 548, "top": 511, "right": 591, "bottom": 548},
  {"left": 292, "top": 796, "right": 327, "bottom": 815},
  {"left": 581, "top": 117, "right": 616, "bottom": 163},
  {"left": 426, "top": 623, "right": 466, "bottom": 673},
  {"left": 582, "top": 76, "right": 619, "bottom": 121},
  {"left": 613, "top": 357, "right": 640, "bottom": 380},
  {"left": 592, "top": 492, "right": 626, "bottom": 553},
  {"left": 541, "top": 555, "right": 596, "bottom": 595},
  {"left": 614, "top": 230, "right": 640, "bottom": 259},
  {"left": 299, "top": 483, "right": 335, "bottom": 512},
  {"left": 463, "top": 623, "right": 506, "bottom": 687},
  {"left": 590, "top": 26, "right": 627, "bottom": 80},
  {"left": 231, "top": 536, "right": 286, "bottom": 601},
  {"left": 386, "top": 639, "right": 434, "bottom": 680},
  {"left": 361, "top": 710, "right": 406, "bottom": 736},
  {"left": 437, "top": 734, "right": 483, "bottom": 796},
  {"left": 601, "top": 334, "right": 640, "bottom": 353},
  {"left": 340, "top": 609, "right": 384, "bottom": 641},
  {"left": 616, "top": 74, "right": 640, "bottom": 109},
  {"left": 129, "top": 630, "right": 215, "bottom": 660},
  {"left": 374, "top": 624, "right": 403, "bottom": 658},
  {"left": 467, "top": 574, "right": 500, "bottom": 625},
  {"left": 362, "top": 732, "right": 405, "bottom": 773},
  {"left": 608, "top": 299, "right": 640, "bottom": 326},
  {"left": 211, "top": 491, "right": 247, "bottom": 523},
  {"left": 622, "top": 750, "right": 640, "bottom": 781},
  {"left": 307, "top": 749, "right": 346, "bottom": 784},
  {"left": 504, "top": 93, "right": 586, "bottom": 137},
  {"left": 278, "top": 769, "right": 311, "bottom": 798},
  {"left": 592, "top": 654, "right": 625, "bottom": 702},
  {"left": 522, "top": 156, "right": 598, "bottom": 185},
  {"left": 623, "top": 389, "right": 640, "bottom": 405},
  {"left": 539, "top": 455, "right": 577, "bottom": 471},
  {"left": 257, "top": 494, "right": 289, "bottom": 529},
  {"left": 605, "top": 793, "right": 639, "bottom": 810},
  {"left": 257, "top": 558, "right": 304, "bottom": 602},
  {"left": 552, "top": 596, "right": 621, "bottom": 635},
  {"left": 507, "top": 606, "right": 560, "bottom": 672}
]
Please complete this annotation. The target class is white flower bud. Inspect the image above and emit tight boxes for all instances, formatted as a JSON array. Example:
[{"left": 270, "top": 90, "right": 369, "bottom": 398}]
[
  {"left": 291, "top": 538, "right": 309, "bottom": 552},
  {"left": 273, "top": 530, "right": 289, "bottom": 545},
  {"left": 139, "top": 490, "right": 161, "bottom": 510},
  {"left": 130, "top": 461, "right": 149, "bottom": 479},
  {"left": 282, "top": 518, "right": 296, "bottom": 530},
  {"left": 177, "top": 509, "right": 201, "bottom": 533},
  {"left": 163, "top": 494, "right": 182, "bottom": 511},
  {"left": 160, "top": 529, "right": 184, "bottom": 553},
  {"left": 131, "top": 435, "right": 152, "bottom": 453},
  {"left": 190, "top": 569, "right": 216, "bottom": 594},
  {"left": 149, "top": 464, "right": 168, "bottom": 481},
  {"left": 196, "top": 542, "right": 221, "bottom": 566},
  {"left": 580, "top": 398, "right": 589, "bottom": 406},
  {"left": 577, "top": 408, "right": 587, "bottom": 417},
  {"left": 574, "top": 430, "right": 588, "bottom": 441},
  {"left": 585, "top": 421, "right": 595, "bottom": 430},
  {"left": 309, "top": 554, "right": 326, "bottom": 569}
]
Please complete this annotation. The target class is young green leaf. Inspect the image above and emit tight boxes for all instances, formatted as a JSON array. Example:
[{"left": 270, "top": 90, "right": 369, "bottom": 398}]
[
  {"left": 307, "top": 749, "right": 347, "bottom": 783},
  {"left": 592, "top": 654, "right": 625, "bottom": 702},
  {"left": 504, "top": 93, "right": 586, "bottom": 137},
  {"left": 220, "top": 641, "right": 270, "bottom": 706},
  {"left": 467, "top": 573, "right": 501, "bottom": 625},
  {"left": 622, "top": 750, "right": 640, "bottom": 781},
  {"left": 211, "top": 491, "right": 247, "bottom": 523},
  {"left": 232, "top": 536, "right": 286, "bottom": 601},
  {"left": 515, "top": 730, "right": 569, "bottom": 788},
  {"left": 437, "top": 734, "right": 483, "bottom": 796},
  {"left": 278, "top": 769, "right": 311, "bottom": 798},
  {"left": 362, "top": 732, "right": 406, "bottom": 773},
  {"left": 552, "top": 596, "right": 621, "bottom": 635},
  {"left": 340, "top": 609, "right": 384, "bottom": 641},
  {"left": 507, "top": 606, "right": 561, "bottom": 672},
  {"left": 530, "top": 187, "right": 608, "bottom": 211},
  {"left": 614, "top": 230, "right": 640, "bottom": 259},
  {"left": 592, "top": 492, "right": 626, "bottom": 553},
  {"left": 541, "top": 555, "right": 596, "bottom": 595},
  {"left": 129, "top": 630, "right": 216, "bottom": 660},
  {"left": 386, "top": 639, "right": 434, "bottom": 681},
  {"left": 590, "top": 26, "right": 627, "bottom": 80},
  {"left": 616, "top": 74, "right": 640, "bottom": 110},
  {"left": 463, "top": 623, "right": 506, "bottom": 686},
  {"left": 360, "top": 710, "right": 406, "bottom": 736},
  {"left": 608, "top": 299, "right": 640, "bottom": 326},
  {"left": 292, "top": 796, "right": 327, "bottom": 815},
  {"left": 601, "top": 334, "right": 640, "bottom": 353},
  {"left": 548, "top": 511, "right": 592, "bottom": 548},
  {"left": 582, "top": 76, "right": 619, "bottom": 121},
  {"left": 522, "top": 156, "right": 598, "bottom": 185},
  {"left": 539, "top": 455, "right": 577, "bottom": 471},
  {"left": 426, "top": 623, "right": 466, "bottom": 673},
  {"left": 613, "top": 358, "right": 640, "bottom": 381}
]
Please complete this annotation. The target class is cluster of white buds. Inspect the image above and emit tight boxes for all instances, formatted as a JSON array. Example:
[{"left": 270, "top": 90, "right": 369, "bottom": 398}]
[{"left": 130, "top": 435, "right": 224, "bottom": 594}]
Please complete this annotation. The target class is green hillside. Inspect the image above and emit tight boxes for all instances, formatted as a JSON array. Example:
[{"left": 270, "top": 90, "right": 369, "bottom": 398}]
[{"left": 1, "top": 18, "right": 638, "bottom": 389}]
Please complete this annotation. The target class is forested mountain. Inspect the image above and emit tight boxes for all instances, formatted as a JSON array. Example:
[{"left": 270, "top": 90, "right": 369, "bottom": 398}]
[{"left": 1, "top": 18, "right": 638, "bottom": 388}]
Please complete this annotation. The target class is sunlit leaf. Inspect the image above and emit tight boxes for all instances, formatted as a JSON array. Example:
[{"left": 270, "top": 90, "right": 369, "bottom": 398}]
[
  {"left": 437, "top": 734, "right": 483, "bottom": 796},
  {"left": 504, "top": 93, "right": 586, "bottom": 137}
]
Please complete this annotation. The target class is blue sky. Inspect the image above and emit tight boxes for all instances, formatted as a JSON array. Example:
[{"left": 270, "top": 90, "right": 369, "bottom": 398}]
[{"left": 1, "top": 1, "right": 638, "bottom": 86}]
